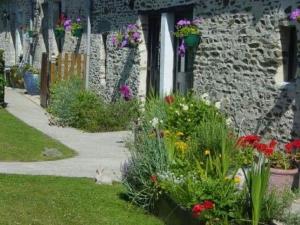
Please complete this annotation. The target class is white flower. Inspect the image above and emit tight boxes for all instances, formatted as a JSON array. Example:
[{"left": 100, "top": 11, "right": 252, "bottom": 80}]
[
  {"left": 150, "top": 117, "right": 159, "bottom": 127},
  {"left": 215, "top": 101, "right": 221, "bottom": 109},
  {"left": 200, "top": 93, "right": 209, "bottom": 100},
  {"left": 160, "top": 120, "right": 164, "bottom": 124},
  {"left": 182, "top": 104, "right": 189, "bottom": 111},
  {"left": 204, "top": 99, "right": 211, "bottom": 105},
  {"left": 226, "top": 118, "right": 232, "bottom": 126},
  {"left": 175, "top": 110, "right": 180, "bottom": 115}
]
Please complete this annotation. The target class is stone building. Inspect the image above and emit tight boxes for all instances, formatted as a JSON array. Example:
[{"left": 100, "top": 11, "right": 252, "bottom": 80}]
[{"left": 0, "top": 0, "right": 300, "bottom": 142}]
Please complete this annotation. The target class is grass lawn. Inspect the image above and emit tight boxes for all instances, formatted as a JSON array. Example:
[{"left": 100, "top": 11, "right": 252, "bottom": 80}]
[
  {"left": 0, "top": 174, "right": 164, "bottom": 225},
  {"left": 0, "top": 109, "right": 76, "bottom": 161}
]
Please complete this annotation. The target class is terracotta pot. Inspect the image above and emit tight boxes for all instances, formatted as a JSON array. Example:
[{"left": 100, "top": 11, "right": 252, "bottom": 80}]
[{"left": 269, "top": 167, "right": 299, "bottom": 191}]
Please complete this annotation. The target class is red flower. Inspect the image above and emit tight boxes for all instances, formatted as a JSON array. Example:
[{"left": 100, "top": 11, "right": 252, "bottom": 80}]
[
  {"left": 164, "top": 95, "right": 174, "bottom": 105},
  {"left": 292, "top": 140, "right": 300, "bottom": 149},
  {"left": 253, "top": 139, "right": 276, "bottom": 156},
  {"left": 203, "top": 200, "right": 214, "bottom": 209},
  {"left": 237, "top": 135, "right": 261, "bottom": 147},
  {"left": 192, "top": 204, "right": 205, "bottom": 218},
  {"left": 150, "top": 175, "right": 157, "bottom": 183},
  {"left": 285, "top": 142, "right": 293, "bottom": 154}
]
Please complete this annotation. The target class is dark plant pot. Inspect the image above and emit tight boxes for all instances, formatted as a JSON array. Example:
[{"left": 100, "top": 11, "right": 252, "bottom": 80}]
[
  {"left": 54, "top": 29, "right": 65, "bottom": 39},
  {"left": 184, "top": 34, "right": 201, "bottom": 47},
  {"left": 0, "top": 75, "right": 5, "bottom": 108},
  {"left": 269, "top": 168, "right": 299, "bottom": 191},
  {"left": 23, "top": 72, "right": 40, "bottom": 95},
  {"left": 72, "top": 28, "right": 83, "bottom": 38},
  {"left": 28, "top": 30, "right": 38, "bottom": 38},
  {"left": 154, "top": 195, "right": 199, "bottom": 225}
]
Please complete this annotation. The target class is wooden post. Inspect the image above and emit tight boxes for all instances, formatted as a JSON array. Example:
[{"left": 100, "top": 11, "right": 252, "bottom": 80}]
[
  {"left": 64, "top": 53, "right": 69, "bottom": 80},
  {"left": 40, "top": 53, "right": 49, "bottom": 108}
]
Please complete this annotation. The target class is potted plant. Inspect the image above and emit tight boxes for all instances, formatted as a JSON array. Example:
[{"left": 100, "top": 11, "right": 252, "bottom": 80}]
[
  {"left": 174, "top": 18, "right": 202, "bottom": 49},
  {"left": 54, "top": 14, "right": 70, "bottom": 39},
  {"left": 71, "top": 17, "right": 83, "bottom": 38},
  {"left": 269, "top": 146, "right": 299, "bottom": 191},
  {"left": 111, "top": 23, "right": 142, "bottom": 48},
  {"left": 23, "top": 64, "right": 40, "bottom": 95}
]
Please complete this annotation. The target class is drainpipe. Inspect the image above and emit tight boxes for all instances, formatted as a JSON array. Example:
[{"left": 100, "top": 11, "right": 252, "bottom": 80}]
[{"left": 85, "top": 0, "right": 91, "bottom": 89}]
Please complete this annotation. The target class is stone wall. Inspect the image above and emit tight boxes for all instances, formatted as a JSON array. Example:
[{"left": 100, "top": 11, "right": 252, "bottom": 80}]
[
  {"left": 90, "top": 0, "right": 300, "bottom": 142},
  {"left": 192, "top": 0, "right": 300, "bottom": 142}
]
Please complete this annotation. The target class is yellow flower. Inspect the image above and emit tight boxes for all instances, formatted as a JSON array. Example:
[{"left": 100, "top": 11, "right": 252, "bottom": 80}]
[
  {"left": 176, "top": 131, "right": 184, "bottom": 137},
  {"left": 175, "top": 141, "right": 188, "bottom": 153},
  {"left": 204, "top": 150, "right": 210, "bottom": 156},
  {"left": 164, "top": 130, "right": 171, "bottom": 137},
  {"left": 234, "top": 176, "right": 241, "bottom": 184}
]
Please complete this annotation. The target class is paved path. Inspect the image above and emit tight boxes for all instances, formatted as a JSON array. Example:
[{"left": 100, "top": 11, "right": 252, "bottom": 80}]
[{"left": 0, "top": 88, "right": 130, "bottom": 183}]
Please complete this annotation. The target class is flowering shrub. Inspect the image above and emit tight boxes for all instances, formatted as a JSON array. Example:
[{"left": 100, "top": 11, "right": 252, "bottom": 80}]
[
  {"left": 111, "top": 23, "right": 142, "bottom": 48},
  {"left": 290, "top": 8, "right": 300, "bottom": 22}
]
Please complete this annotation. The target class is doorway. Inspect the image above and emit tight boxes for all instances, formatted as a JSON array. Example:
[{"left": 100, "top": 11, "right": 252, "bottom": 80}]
[{"left": 146, "top": 15, "right": 161, "bottom": 97}]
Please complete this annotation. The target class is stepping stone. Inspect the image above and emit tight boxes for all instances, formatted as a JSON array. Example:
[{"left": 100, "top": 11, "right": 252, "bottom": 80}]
[{"left": 42, "top": 148, "right": 63, "bottom": 158}]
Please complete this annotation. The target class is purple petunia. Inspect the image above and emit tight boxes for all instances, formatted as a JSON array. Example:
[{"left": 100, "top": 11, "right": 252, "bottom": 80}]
[
  {"left": 177, "top": 19, "right": 191, "bottom": 27},
  {"left": 192, "top": 18, "right": 203, "bottom": 26},
  {"left": 120, "top": 85, "right": 132, "bottom": 101},
  {"left": 64, "top": 18, "right": 72, "bottom": 30},
  {"left": 111, "top": 36, "right": 117, "bottom": 46},
  {"left": 76, "top": 17, "right": 81, "bottom": 23},
  {"left": 132, "top": 32, "right": 141, "bottom": 41},
  {"left": 121, "top": 39, "right": 128, "bottom": 48},
  {"left": 178, "top": 40, "right": 186, "bottom": 57},
  {"left": 290, "top": 8, "right": 300, "bottom": 21}
]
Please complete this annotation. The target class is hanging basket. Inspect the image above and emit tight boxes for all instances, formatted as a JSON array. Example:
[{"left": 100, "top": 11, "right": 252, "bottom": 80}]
[
  {"left": 72, "top": 28, "right": 83, "bottom": 38},
  {"left": 54, "top": 29, "right": 65, "bottom": 39},
  {"left": 184, "top": 34, "right": 201, "bottom": 47}
]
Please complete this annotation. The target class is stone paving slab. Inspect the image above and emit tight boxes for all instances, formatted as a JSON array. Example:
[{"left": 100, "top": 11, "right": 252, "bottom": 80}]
[{"left": 0, "top": 88, "right": 130, "bottom": 183}]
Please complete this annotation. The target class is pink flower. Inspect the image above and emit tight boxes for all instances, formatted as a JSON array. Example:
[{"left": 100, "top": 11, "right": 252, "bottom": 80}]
[
  {"left": 177, "top": 19, "right": 191, "bottom": 27},
  {"left": 120, "top": 85, "right": 132, "bottom": 101},
  {"left": 203, "top": 200, "right": 214, "bottom": 209},
  {"left": 290, "top": 9, "right": 300, "bottom": 21}
]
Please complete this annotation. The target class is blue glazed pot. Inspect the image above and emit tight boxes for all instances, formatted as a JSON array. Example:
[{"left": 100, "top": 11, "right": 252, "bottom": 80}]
[{"left": 23, "top": 71, "right": 40, "bottom": 95}]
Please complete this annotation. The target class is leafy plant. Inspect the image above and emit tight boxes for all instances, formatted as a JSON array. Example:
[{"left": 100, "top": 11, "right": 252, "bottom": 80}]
[
  {"left": 23, "top": 64, "right": 39, "bottom": 74},
  {"left": 174, "top": 18, "right": 202, "bottom": 38},
  {"left": 48, "top": 77, "right": 139, "bottom": 132},
  {"left": 71, "top": 17, "right": 83, "bottom": 37},
  {"left": 243, "top": 152, "right": 270, "bottom": 225}
]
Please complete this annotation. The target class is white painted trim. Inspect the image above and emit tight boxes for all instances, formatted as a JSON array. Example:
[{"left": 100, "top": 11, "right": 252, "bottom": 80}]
[{"left": 160, "top": 13, "right": 174, "bottom": 97}]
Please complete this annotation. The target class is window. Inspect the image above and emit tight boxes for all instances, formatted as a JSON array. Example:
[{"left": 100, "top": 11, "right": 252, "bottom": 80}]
[{"left": 280, "top": 26, "right": 298, "bottom": 82}]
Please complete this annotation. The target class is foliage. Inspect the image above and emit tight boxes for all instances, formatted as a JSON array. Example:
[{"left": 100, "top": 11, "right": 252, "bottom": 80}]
[
  {"left": 0, "top": 174, "right": 164, "bottom": 225},
  {"left": 269, "top": 151, "right": 293, "bottom": 170},
  {"left": 48, "top": 78, "right": 140, "bottom": 132},
  {"left": 174, "top": 18, "right": 202, "bottom": 38},
  {"left": 111, "top": 23, "right": 142, "bottom": 48},
  {"left": 8, "top": 65, "right": 24, "bottom": 88},
  {"left": 23, "top": 64, "right": 39, "bottom": 74},
  {"left": 243, "top": 153, "right": 270, "bottom": 225},
  {"left": 0, "top": 109, "right": 75, "bottom": 161},
  {"left": 71, "top": 17, "right": 83, "bottom": 37}
]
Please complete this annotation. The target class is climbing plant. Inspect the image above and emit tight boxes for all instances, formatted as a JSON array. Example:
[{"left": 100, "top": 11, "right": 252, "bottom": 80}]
[{"left": 0, "top": 49, "right": 5, "bottom": 107}]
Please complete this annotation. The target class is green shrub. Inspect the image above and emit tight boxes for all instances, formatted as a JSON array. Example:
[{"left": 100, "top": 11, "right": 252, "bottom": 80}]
[{"left": 48, "top": 78, "right": 139, "bottom": 132}]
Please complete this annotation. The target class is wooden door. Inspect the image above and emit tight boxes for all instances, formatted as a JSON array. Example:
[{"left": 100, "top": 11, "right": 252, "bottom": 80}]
[{"left": 147, "top": 15, "right": 161, "bottom": 97}]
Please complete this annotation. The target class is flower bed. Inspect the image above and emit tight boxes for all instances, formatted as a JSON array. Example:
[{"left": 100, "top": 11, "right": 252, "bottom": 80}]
[{"left": 123, "top": 95, "right": 299, "bottom": 225}]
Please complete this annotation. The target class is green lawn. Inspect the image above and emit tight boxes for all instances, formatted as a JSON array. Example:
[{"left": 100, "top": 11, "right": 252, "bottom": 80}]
[
  {"left": 0, "top": 174, "right": 164, "bottom": 225},
  {"left": 0, "top": 109, "right": 76, "bottom": 161}
]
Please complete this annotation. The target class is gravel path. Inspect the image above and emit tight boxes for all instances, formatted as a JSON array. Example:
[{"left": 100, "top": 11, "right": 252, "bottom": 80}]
[{"left": 0, "top": 88, "right": 130, "bottom": 183}]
